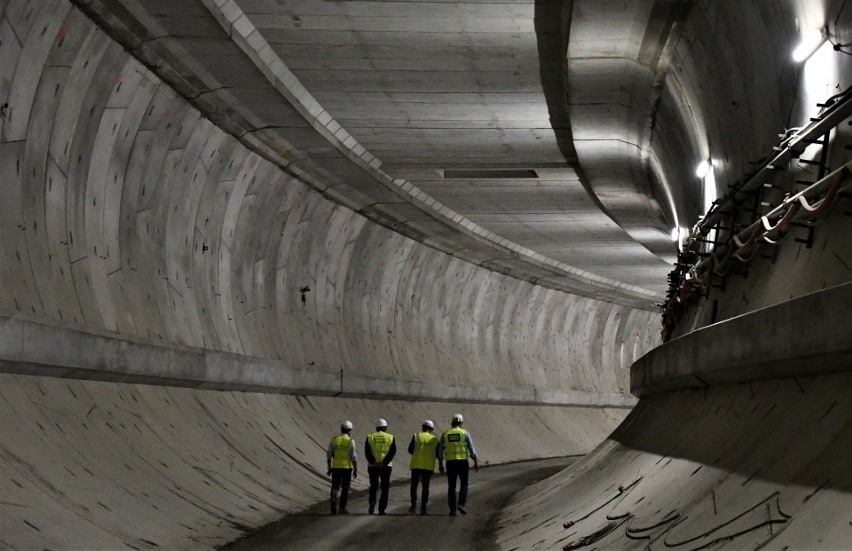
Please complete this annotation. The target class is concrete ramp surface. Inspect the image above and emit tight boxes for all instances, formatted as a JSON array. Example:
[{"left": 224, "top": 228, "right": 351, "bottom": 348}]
[
  {"left": 497, "top": 372, "right": 852, "bottom": 550},
  {"left": 0, "top": 376, "right": 620, "bottom": 549}
]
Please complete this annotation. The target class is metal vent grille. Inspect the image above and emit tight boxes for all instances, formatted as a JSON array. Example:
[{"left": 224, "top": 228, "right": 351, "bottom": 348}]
[{"left": 443, "top": 169, "right": 539, "bottom": 179}]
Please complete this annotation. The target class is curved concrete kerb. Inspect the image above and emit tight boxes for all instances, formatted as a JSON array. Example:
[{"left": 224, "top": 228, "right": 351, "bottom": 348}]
[
  {"left": 631, "top": 282, "right": 852, "bottom": 397},
  {"left": 0, "top": 315, "right": 638, "bottom": 408}
]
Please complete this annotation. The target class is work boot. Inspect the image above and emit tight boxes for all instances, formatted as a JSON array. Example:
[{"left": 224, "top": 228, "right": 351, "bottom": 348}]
[
  {"left": 330, "top": 501, "right": 337, "bottom": 515},
  {"left": 420, "top": 505, "right": 428, "bottom": 516},
  {"left": 458, "top": 504, "right": 467, "bottom": 515},
  {"left": 339, "top": 508, "right": 349, "bottom": 514},
  {"left": 449, "top": 509, "right": 456, "bottom": 516},
  {"left": 368, "top": 503, "right": 375, "bottom": 515},
  {"left": 408, "top": 502, "right": 416, "bottom": 514}
]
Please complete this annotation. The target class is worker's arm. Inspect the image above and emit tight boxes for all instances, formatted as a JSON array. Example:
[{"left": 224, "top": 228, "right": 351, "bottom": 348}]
[
  {"left": 350, "top": 440, "right": 358, "bottom": 479},
  {"left": 364, "top": 438, "right": 376, "bottom": 464},
  {"left": 436, "top": 436, "right": 445, "bottom": 474},
  {"left": 326, "top": 441, "right": 334, "bottom": 475},
  {"left": 408, "top": 434, "right": 415, "bottom": 455},
  {"left": 465, "top": 432, "right": 479, "bottom": 471}
]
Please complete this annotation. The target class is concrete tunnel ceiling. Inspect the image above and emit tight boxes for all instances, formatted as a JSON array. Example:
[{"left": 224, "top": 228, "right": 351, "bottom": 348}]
[
  {"left": 1, "top": 0, "right": 851, "bottom": 548},
  {"left": 65, "top": 0, "right": 713, "bottom": 307}
]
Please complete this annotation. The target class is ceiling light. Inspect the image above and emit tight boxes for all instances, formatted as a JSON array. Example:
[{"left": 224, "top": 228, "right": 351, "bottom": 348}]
[
  {"left": 695, "top": 159, "right": 711, "bottom": 179},
  {"left": 792, "top": 29, "right": 827, "bottom": 62},
  {"left": 670, "top": 227, "right": 680, "bottom": 242}
]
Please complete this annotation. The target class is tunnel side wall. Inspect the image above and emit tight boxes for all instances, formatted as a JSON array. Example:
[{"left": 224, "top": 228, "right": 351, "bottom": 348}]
[
  {"left": 0, "top": 1, "right": 657, "bottom": 396},
  {"left": 659, "top": 0, "right": 852, "bottom": 334},
  {"left": 497, "top": 0, "right": 852, "bottom": 547},
  {"left": 497, "top": 369, "right": 852, "bottom": 550}
]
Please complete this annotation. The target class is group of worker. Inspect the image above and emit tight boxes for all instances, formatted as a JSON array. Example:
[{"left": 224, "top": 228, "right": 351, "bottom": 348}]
[{"left": 326, "top": 413, "right": 479, "bottom": 516}]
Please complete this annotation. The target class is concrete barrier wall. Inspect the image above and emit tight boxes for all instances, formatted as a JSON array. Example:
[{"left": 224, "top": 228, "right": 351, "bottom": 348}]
[
  {"left": 632, "top": 283, "right": 852, "bottom": 397},
  {"left": 0, "top": 315, "right": 639, "bottom": 407},
  {"left": 499, "top": 281, "right": 852, "bottom": 549},
  {"left": 497, "top": 370, "right": 852, "bottom": 550}
]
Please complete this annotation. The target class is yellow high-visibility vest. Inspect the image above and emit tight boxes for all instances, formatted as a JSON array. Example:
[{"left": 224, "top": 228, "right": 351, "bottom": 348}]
[
  {"left": 442, "top": 427, "right": 468, "bottom": 460},
  {"left": 367, "top": 431, "right": 395, "bottom": 466},
  {"left": 330, "top": 434, "right": 353, "bottom": 469},
  {"left": 409, "top": 432, "right": 438, "bottom": 471}
]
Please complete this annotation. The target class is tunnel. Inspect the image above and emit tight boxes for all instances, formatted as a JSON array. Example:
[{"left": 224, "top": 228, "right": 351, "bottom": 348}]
[{"left": 1, "top": 0, "right": 850, "bottom": 549}]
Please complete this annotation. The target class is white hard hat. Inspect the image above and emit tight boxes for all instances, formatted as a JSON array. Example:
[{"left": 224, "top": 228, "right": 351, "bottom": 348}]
[
  {"left": 341, "top": 420, "right": 353, "bottom": 430},
  {"left": 376, "top": 418, "right": 388, "bottom": 428},
  {"left": 452, "top": 413, "right": 464, "bottom": 423},
  {"left": 422, "top": 420, "right": 434, "bottom": 429}
]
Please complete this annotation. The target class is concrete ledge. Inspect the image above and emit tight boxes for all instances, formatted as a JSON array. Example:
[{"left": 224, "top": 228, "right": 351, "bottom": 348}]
[
  {"left": 0, "top": 316, "right": 636, "bottom": 408},
  {"left": 340, "top": 373, "right": 637, "bottom": 408},
  {"left": 631, "top": 282, "right": 852, "bottom": 397}
]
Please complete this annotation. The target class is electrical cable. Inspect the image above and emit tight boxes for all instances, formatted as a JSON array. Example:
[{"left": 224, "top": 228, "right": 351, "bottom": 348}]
[
  {"left": 625, "top": 512, "right": 680, "bottom": 538},
  {"left": 816, "top": 86, "right": 852, "bottom": 116},
  {"left": 562, "top": 477, "right": 643, "bottom": 528},
  {"left": 662, "top": 492, "right": 791, "bottom": 550},
  {"left": 826, "top": 33, "right": 852, "bottom": 55},
  {"left": 563, "top": 515, "right": 633, "bottom": 550},
  {"left": 662, "top": 85, "right": 850, "bottom": 342},
  {"left": 662, "top": 163, "right": 851, "bottom": 341},
  {"left": 725, "top": 167, "right": 847, "bottom": 263},
  {"left": 797, "top": 168, "right": 846, "bottom": 214}
]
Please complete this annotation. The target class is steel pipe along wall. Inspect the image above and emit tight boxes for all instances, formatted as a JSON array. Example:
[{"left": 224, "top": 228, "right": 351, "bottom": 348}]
[{"left": 0, "top": 1, "right": 658, "bottom": 548}]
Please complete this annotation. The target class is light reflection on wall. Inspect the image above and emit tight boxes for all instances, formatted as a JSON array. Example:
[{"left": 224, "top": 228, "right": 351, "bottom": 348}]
[{"left": 800, "top": 39, "right": 839, "bottom": 110}]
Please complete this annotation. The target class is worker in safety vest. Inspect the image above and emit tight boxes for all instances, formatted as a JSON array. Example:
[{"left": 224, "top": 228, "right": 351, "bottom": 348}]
[
  {"left": 407, "top": 419, "right": 439, "bottom": 515},
  {"left": 327, "top": 420, "right": 358, "bottom": 515},
  {"left": 365, "top": 418, "right": 396, "bottom": 515},
  {"left": 437, "top": 413, "right": 479, "bottom": 516}
]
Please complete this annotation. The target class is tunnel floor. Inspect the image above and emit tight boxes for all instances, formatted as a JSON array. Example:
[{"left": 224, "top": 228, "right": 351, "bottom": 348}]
[{"left": 222, "top": 456, "right": 578, "bottom": 551}]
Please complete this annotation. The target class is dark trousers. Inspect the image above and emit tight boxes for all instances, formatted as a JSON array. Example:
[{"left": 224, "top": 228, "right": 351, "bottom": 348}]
[
  {"left": 410, "top": 469, "right": 433, "bottom": 505},
  {"left": 446, "top": 459, "right": 470, "bottom": 511},
  {"left": 330, "top": 468, "right": 352, "bottom": 510},
  {"left": 368, "top": 465, "right": 392, "bottom": 512}
]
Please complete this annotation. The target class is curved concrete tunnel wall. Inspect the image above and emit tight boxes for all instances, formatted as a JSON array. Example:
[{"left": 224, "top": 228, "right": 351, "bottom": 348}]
[
  {"left": 494, "top": 0, "right": 852, "bottom": 547},
  {"left": 0, "top": 2, "right": 659, "bottom": 548},
  {"left": 0, "top": 2, "right": 657, "bottom": 392},
  {"left": 2, "top": 0, "right": 850, "bottom": 549}
]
